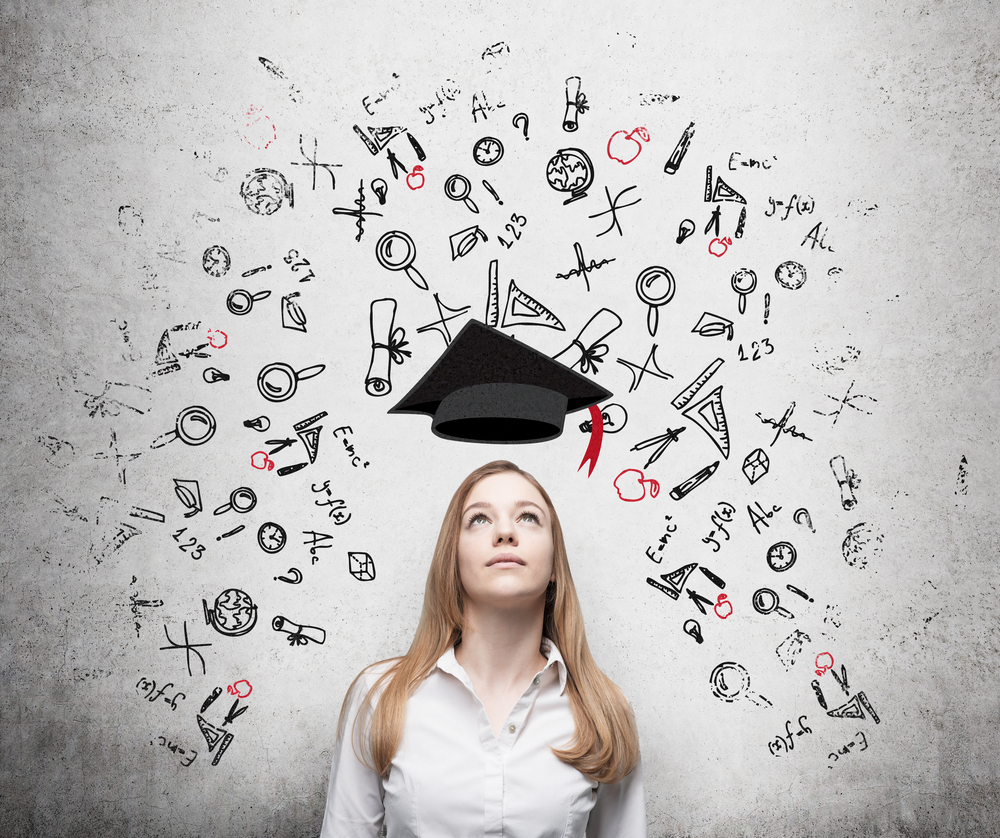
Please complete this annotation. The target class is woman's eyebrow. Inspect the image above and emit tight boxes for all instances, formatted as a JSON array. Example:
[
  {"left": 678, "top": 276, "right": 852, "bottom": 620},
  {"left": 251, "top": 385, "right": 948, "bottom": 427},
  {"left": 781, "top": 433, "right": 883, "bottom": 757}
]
[{"left": 463, "top": 500, "right": 546, "bottom": 516}]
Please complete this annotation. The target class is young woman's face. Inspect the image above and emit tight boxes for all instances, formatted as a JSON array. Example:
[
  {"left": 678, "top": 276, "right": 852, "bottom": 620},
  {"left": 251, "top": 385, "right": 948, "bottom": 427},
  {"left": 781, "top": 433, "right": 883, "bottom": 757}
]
[{"left": 457, "top": 472, "right": 556, "bottom": 612}]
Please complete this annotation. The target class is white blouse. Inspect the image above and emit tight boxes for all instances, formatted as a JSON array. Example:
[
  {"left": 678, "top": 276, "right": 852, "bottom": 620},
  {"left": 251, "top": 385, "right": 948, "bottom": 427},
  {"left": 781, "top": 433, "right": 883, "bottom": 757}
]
[{"left": 320, "top": 638, "right": 647, "bottom": 837}]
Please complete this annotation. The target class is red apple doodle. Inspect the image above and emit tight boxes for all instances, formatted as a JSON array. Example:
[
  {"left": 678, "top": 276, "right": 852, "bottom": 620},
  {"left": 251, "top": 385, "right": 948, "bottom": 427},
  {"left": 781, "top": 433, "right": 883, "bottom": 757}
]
[
  {"left": 613, "top": 468, "right": 660, "bottom": 502},
  {"left": 227, "top": 679, "right": 253, "bottom": 698},
  {"left": 251, "top": 451, "right": 274, "bottom": 471},
  {"left": 714, "top": 593, "right": 733, "bottom": 619},
  {"left": 708, "top": 236, "right": 732, "bottom": 257},
  {"left": 815, "top": 652, "right": 834, "bottom": 676},
  {"left": 406, "top": 165, "right": 425, "bottom": 191},
  {"left": 207, "top": 329, "right": 228, "bottom": 348},
  {"left": 607, "top": 127, "right": 650, "bottom": 165}
]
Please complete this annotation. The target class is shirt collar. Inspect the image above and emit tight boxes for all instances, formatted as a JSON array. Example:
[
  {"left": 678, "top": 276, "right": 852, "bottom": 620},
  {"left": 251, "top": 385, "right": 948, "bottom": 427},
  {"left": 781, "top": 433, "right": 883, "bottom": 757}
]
[{"left": 436, "top": 636, "right": 568, "bottom": 696}]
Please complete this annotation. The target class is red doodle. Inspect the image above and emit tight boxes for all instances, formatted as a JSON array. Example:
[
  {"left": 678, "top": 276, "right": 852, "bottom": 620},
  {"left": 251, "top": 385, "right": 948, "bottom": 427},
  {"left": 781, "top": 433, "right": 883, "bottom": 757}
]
[
  {"left": 207, "top": 330, "right": 228, "bottom": 348},
  {"left": 714, "top": 593, "right": 733, "bottom": 620},
  {"left": 607, "top": 127, "right": 650, "bottom": 165},
  {"left": 708, "top": 237, "right": 732, "bottom": 257},
  {"left": 243, "top": 105, "right": 276, "bottom": 150},
  {"left": 815, "top": 652, "right": 834, "bottom": 676},
  {"left": 227, "top": 679, "right": 252, "bottom": 699},
  {"left": 251, "top": 451, "right": 274, "bottom": 471},
  {"left": 406, "top": 165, "right": 425, "bottom": 190},
  {"left": 613, "top": 468, "right": 660, "bottom": 502}
]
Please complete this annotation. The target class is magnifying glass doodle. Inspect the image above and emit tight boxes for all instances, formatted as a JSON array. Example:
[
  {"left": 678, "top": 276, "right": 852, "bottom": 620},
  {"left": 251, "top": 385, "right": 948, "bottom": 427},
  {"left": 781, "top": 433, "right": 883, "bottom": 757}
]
[
  {"left": 444, "top": 174, "right": 479, "bottom": 214},
  {"left": 375, "top": 231, "right": 428, "bottom": 290},
  {"left": 226, "top": 288, "right": 271, "bottom": 315},
  {"left": 213, "top": 487, "right": 258, "bottom": 516},
  {"left": 256, "top": 362, "right": 326, "bottom": 403},
  {"left": 709, "top": 661, "right": 771, "bottom": 707},
  {"left": 635, "top": 266, "right": 675, "bottom": 337},
  {"left": 752, "top": 587, "right": 795, "bottom": 619},
  {"left": 730, "top": 268, "right": 757, "bottom": 315},
  {"left": 150, "top": 405, "right": 217, "bottom": 449}
]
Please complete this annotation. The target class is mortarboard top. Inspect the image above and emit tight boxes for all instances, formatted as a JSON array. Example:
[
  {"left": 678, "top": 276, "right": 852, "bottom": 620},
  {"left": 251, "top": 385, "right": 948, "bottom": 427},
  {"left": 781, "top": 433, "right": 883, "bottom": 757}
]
[{"left": 388, "top": 319, "right": 612, "bottom": 443}]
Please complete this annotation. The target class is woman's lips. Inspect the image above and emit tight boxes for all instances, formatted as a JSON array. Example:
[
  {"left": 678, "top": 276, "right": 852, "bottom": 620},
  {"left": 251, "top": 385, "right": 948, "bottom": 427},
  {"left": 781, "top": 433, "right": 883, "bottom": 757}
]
[{"left": 487, "top": 553, "right": 524, "bottom": 566}]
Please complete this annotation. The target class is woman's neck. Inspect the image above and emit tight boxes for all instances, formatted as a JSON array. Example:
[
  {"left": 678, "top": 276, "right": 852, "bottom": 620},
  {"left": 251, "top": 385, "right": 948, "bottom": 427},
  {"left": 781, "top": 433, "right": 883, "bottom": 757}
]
[{"left": 454, "top": 601, "right": 548, "bottom": 696}]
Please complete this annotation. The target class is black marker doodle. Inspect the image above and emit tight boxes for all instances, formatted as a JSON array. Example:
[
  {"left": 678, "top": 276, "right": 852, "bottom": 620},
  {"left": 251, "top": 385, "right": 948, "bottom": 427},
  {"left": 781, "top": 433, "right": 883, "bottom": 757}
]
[
  {"left": 701, "top": 567, "right": 726, "bottom": 589},
  {"left": 768, "top": 716, "right": 812, "bottom": 756},
  {"left": 801, "top": 221, "right": 834, "bottom": 251},
  {"left": 172, "top": 526, "right": 207, "bottom": 560},
  {"left": 202, "top": 245, "right": 231, "bottom": 277},
  {"left": 554, "top": 242, "right": 616, "bottom": 291},
  {"left": 349, "top": 551, "right": 376, "bottom": 581},
  {"left": 277, "top": 462, "right": 308, "bottom": 477},
  {"left": 709, "top": 662, "right": 771, "bottom": 707},
  {"left": 631, "top": 426, "right": 685, "bottom": 470},
  {"left": 828, "top": 731, "right": 869, "bottom": 767},
  {"left": 644, "top": 515, "right": 677, "bottom": 563},
  {"left": 774, "top": 260, "right": 807, "bottom": 290},
  {"left": 562, "top": 76, "right": 587, "bottom": 131},
  {"left": 830, "top": 455, "right": 859, "bottom": 509},
  {"left": 734, "top": 207, "right": 746, "bottom": 239},
  {"left": 683, "top": 620, "right": 703, "bottom": 643},
  {"left": 664, "top": 121, "right": 694, "bottom": 174},
  {"left": 93, "top": 430, "right": 142, "bottom": 485},
  {"left": 701, "top": 501, "right": 736, "bottom": 552},
  {"left": 472, "top": 136, "right": 504, "bottom": 166},
  {"left": 195, "top": 714, "right": 234, "bottom": 767},
  {"left": 756, "top": 401, "right": 813, "bottom": 445},
  {"left": 691, "top": 312, "right": 733, "bottom": 341},
  {"left": 227, "top": 288, "right": 271, "bottom": 316},
  {"left": 482, "top": 179, "right": 502, "bottom": 204},
  {"left": 257, "top": 522, "right": 287, "bottom": 554},
  {"left": 257, "top": 362, "right": 325, "bottom": 402},
  {"left": 669, "top": 461, "right": 719, "bottom": 500},
  {"left": 366, "top": 298, "right": 411, "bottom": 397},
  {"left": 747, "top": 501, "right": 782, "bottom": 534},
  {"left": 589, "top": 185, "right": 641, "bottom": 237},
  {"left": 742, "top": 448, "right": 769, "bottom": 484},
  {"left": 213, "top": 487, "right": 257, "bottom": 516},
  {"left": 814, "top": 380, "right": 877, "bottom": 426},
  {"left": 417, "top": 293, "right": 472, "bottom": 347},
  {"left": 449, "top": 225, "right": 489, "bottom": 259},
  {"left": 371, "top": 178, "right": 388, "bottom": 205},
  {"left": 303, "top": 530, "right": 333, "bottom": 563},
  {"left": 676, "top": 218, "right": 696, "bottom": 243},
  {"left": 150, "top": 406, "right": 217, "bottom": 449},
  {"left": 273, "top": 615, "right": 327, "bottom": 646},
  {"left": 553, "top": 308, "right": 622, "bottom": 374},
  {"left": 617, "top": 345, "right": 672, "bottom": 393},
  {"left": 842, "top": 522, "right": 883, "bottom": 569},
  {"left": 579, "top": 403, "right": 627, "bottom": 434},
  {"left": 812, "top": 680, "right": 828, "bottom": 709},
  {"left": 281, "top": 292, "right": 308, "bottom": 332},
  {"left": 766, "top": 541, "right": 797, "bottom": 572},
  {"left": 774, "top": 629, "right": 811, "bottom": 669},
  {"left": 444, "top": 174, "right": 479, "bottom": 213},
  {"left": 501, "top": 280, "right": 565, "bottom": 330},
  {"left": 827, "top": 692, "right": 880, "bottom": 724},
  {"left": 375, "top": 230, "right": 427, "bottom": 290},
  {"left": 136, "top": 677, "right": 185, "bottom": 711},
  {"left": 312, "top": 480, "right": 352, "bottom": 525},
  {"left": 545, "top": 148, "right": 593, "bottom": 204},
  {"left": 332, "top": 180, "right": 383, "bottom": 241},
  {"left": 290, "top": 134, "right": 340, "bottom": 191},
  {"left": 275, "top": 568, "right": 302, "bottom": 584},
  {"left": 159, "top": 622, "right": 211, "bottom": 676},
  {"left": 635, "top": 267, "right": 675, "bottom": 336},
  {"left": 730, "top": 268, "right": 757, "bottom": 315},
  {"left": 202, "top": 368, "right": 229, "bottom": 384},
  {"left": 353, "top": 124, "right": 406, "bottom": 156},
  {"left": 203, "top": 589, "right": 258, "bottom": 637},
  {"left": 241, "top": 168, "right": 292, "bottom": 215}
]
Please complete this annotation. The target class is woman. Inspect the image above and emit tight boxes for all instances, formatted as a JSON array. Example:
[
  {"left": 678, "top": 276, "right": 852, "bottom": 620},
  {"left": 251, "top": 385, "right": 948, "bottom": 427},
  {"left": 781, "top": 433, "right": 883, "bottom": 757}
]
[{"left": 320, "top": 460, "right": 646, "bottom": 837}]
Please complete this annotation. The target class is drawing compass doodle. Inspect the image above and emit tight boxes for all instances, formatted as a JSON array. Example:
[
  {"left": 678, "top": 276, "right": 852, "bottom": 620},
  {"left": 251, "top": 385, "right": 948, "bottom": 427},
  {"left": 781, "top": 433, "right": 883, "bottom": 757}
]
[{"left": 630, "top": 426, "right": 686, "bottom": 470}]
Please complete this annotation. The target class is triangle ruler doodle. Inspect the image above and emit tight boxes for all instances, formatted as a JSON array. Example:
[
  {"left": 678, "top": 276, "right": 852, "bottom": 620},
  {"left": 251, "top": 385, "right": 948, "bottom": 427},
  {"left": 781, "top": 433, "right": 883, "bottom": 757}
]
[
  {"left": 501, "top": 279, "right": 566, "bottom": 330},
  {"left": 681, "top": 385, "right": 730, "bottom": 459},
  {"left": 353, "top": 124, "right": 406, "bottom": 155},
  {"left": 485, "top": 259, "right": 500, "bottom": 327},
  {"left": 196, "top": 714, "right": 235, "bottom": 765},
  {"left": 711, "top": 175, "right": 747, "bottom": 204},
  {"left": 659, "top": 562, "right": 697, "bottom": 598},
  {"left": 826, "top": 692, "right": 880, "bottom": 724},
  {"left": 296, "top": 425, "right": 322, "bottom": 464}
]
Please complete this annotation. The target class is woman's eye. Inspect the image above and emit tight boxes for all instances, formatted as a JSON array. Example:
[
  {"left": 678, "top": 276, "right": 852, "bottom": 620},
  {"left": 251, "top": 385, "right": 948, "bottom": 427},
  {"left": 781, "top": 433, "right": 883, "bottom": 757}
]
[
  {"left": 469, "top": 513, "right": 489, "bottom": 524},
  {"left": 520, "top": 512, "right": 539, "bottom": 523}
]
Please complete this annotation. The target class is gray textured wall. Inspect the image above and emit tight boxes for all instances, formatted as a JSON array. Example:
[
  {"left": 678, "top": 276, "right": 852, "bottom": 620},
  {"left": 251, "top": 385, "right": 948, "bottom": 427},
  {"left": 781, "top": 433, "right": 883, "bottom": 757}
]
[{"left": 3, "top": 2, "right": 999, "bottom": 836}]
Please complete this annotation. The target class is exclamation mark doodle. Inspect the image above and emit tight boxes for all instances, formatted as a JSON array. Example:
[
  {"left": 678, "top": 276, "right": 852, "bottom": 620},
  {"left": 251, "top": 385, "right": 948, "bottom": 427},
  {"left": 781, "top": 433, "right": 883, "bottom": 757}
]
[
  {"left": 217, "top": 525, "right": 246, "bottom": 541},
  {"left": 482, "top": 180, "right": 503, "bottom": 205},
  {"left": 764, "top": 292, "right": 770, "bottom": 325},
  {"left": 242, "top": 264, "right": 273, "bottom": 277}
]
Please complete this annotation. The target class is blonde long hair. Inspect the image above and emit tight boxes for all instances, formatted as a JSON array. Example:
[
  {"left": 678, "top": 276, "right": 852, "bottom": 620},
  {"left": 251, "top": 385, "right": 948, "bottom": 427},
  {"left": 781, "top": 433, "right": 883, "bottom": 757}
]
[{"left": 337, "top": 460, "right": 640, "bottom": 784}]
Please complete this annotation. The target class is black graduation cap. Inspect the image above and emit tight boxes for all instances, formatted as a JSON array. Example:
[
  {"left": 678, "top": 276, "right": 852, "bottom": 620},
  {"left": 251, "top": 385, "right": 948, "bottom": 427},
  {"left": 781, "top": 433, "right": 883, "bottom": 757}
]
[{"left": 388, "top": 320, "right": 612, "bottom": 443}]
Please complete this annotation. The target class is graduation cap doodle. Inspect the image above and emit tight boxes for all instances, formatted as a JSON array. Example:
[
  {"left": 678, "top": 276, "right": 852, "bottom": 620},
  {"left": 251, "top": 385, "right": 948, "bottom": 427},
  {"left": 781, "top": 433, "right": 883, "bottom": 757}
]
[{"left": 388, "top": 320, "right": 612, "bottom": 466}]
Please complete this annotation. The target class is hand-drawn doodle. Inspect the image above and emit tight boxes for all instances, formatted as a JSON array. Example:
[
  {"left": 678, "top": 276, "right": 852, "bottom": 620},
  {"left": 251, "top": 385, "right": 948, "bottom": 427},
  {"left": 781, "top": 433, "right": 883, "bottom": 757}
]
[
  {"left": 243, "top": 416, "right": 270, "bottom": 432},
  {"left": 151, "top": 736, "right": 198, "bottom": 767},
  {"left": 644, "top": 516, "right": 677, "bottom": 562},
  {"left": 607, "top": 127, "right": 650, "bottom": 165},
  {"left": 407, "top": 132, "right": 426, "bottom": 160},
  {"left": 700, "top": 567, "right": 725, "bottom": 589},
  {"left": 814, "top": 380, "right": 877, "bottom": 425},
  {"left": 227, "top": 680, "right": 253, "bottom": 699},
  {"left": 375, "top": 230, "right": 428, "bottom": 289},
  {"left": 449, "top": 225, "right": 489, "bottom": 259},
  {"left": 202, "top": 367, "right": 230, "bottom": 383},
  {"left": 136, "top": 678, "right": 185, "bottom": 710},
  {"left": 126, "top": 578, "right": 164, "bottom": 638},
  {"left": 757, "top": 401, "right": 813, "bottom": 445},
  {"left": 331, "top": 426, "right": 369, "bottom": 469},
  {"left": 613, "top": 469, "right": 659, "bottom": 502},
  {"left": 416, "top": 293, "right": 472, "bottom": 346},
  {"left": 766, "top": 541, "right": 797, "bottom": 572},
  {"left": 763, "top": 293, "right": 770, "bottom": 324},
  {"left": 787, "top": 585, "right": 813, "bottom": 602},
  {"left": 842, "top": 522, "right": 883, "bottom": 569},
  {"left": 553, "top": 308, "right": 623, "bottom": 374},
  {"left": 159, "top": 622, "right": 211, "bottom": 676},
  {"left": 242, "top": 105, "right": 276, "bottom": 150},
  {"left": 312, "top": 481, "right": 352, "bottom": 524},
  {"left": 482, "top": 180, "right": 503, "bottom": 204},
  {"left": 290, "top": 134, "right": 341, "bottom": 190},
  {"left": 708, "top": 237, "right": 732, "bottom": 257},
  {"left": 472, "top": 136, "right": 504, "bottom": 166},
  {"left": 93, "top": 430, "right": 142, "bottom": 485},
  {"left": 669, "top": 461, "right": 719, "bottom": 500},
  {"left": 734, "top": 207, "right": 746, "bottom": 238},
  {"left": 579, "top": 403, "right": 627, "bottom": 434},
  {"left": 554, "top": 242, "right": 616, "bottom": 291},
  {"left": 714, "top": 594, "right": 733, "bottom": 619},
  {"left": 201, "top": 687, "right": 222, "bottom": 714},
  {"left": 353, "top": 124, "right": 406, "bottom": 155},
  {"left": 709, "top": 662, "right": 771, "bottom": 707},
  {"left": 257, "top": 362, "right": 326, "bottom": 402},
  {"left": 272, "top": 615, "right": 327, "bottom": 646},
  {"left": 688, "top": 588, "right": 713, "bottom": 613},
  {"left": 683, "top": 620, "right": 703, "bottom": 643},
  {"left": 366, "top": 298, "right": 411, "bottom": 397},
  {"left": 630, "top": 426, "right": 685, "bottom": 470},
  {"left": 348, "top": 551, "right": 377, "bottom": 581},
  {"left": 616, "top": 345, "right": 673, "bottom": 393},
  {"left": 277, "top": 462, "right": 308, "bottom": 477},
  {"left": 589, "top": 185, "right": 641, "bottom": 237},
  {"left": 700, "top": 501, "right": 735, "bottom": 552},
  {"left": 173, "top": 479, "right": 203, "bottom": 517},
  {"left": 241, "top": 168, "right": 293, "bottom": 215},
  {"left": 512, "top": 112, "right": 529, "bottom": 139},
  {"left": 812, "top": 680, "right": 828, "bottom": 709},
  {"left": 730, "top": 268, "right": 757, "bottom": 315},
  {"left": 332, "top": 180, "right": 383, "bottom": 241},
  {"left": 371, "top": 178, "right": 388, "bottom": 205},
  {"left": 827, "top": 693, "right": 880, "bottom": 724},
  {"left": 213, "top": 487, "right": 257, "bottom": 516},
  {"left": 202, "top": 245, "right": 231, "bottom": 277},
  {"left": 275, "top": 568, "right": 302, "bottom": 584},
  {"left": 815, "top": 652, "right": 835, "bottom": 676},
  {"left": 195, "top": 715, "right": 235, "bottom": 766},
  {"left": 497, "top": 212, "right": 527, "bottom": 250},
  {"left": 830, "top": 455, "right": 859, "bottom": 509},
  {"left": 406, "top": 165, "right": 425, "bottom": 190},
  {"left": 264, "top": 437, "right": 297, "bottom": 457},
  {"left": 765, "top": 194, "right": 813, "bottom": 220},
  {"left": 150, "top": 406, "right": 217, "bottom": 448},
  {"left": 753, "top": 588, "right": 794, "bottom": 619},
  {"left": 216, "top": 525, "right": 244, "bottom": 541},
  {"left": 118, "top": 205, "right": 143, "bottom": 236},
  {"left": 206, "top": 330, "right": 227, "bottom": 348},
  {"left": 767, "top": 716, "right": 812, "bottom": 756},
  {"left": 709, "top": 173, "right": 746, "bottom": 204},
  {"left": 827, "top": 731, "right": 869, "bottom": 767},
  {"left": 774, "top": 629, "right": 811, "bottom": 669},
  {"left": 562, "top": 76, "right": 587, "bottom": 131},
  {"left": 681, "top": 386, "right": 730, "bottom": 459},
  {"left": 692, "top": 312, "right": 733, "bottom": 340},
  {"left": 774, "top": 260, "right": 807, "bottom": 290},
  {"left": 257, "top": 522, "right": 287, "bottom": 554},
  {"left": 957, "top": 454, "right": 970, "bottom": 499},
  {"left": 793, "top": 508, "right": 815, "bottom": 532},
  {"left": 801, "top": 221, "right": 834, "bottom": 251},
  {"left": 742, "top": 448, "right": 769, "bottom": 484},
  {"left": 296, "top": 425, "right": 322, "bottom": 465},
  {"left": 303, "top": 530, "right": 333, "bottom": 562},
  {"left": 281, "top": 293, "right": 308, "bottom": 332},
  {"left": 663, "top": 122, "right": 695, "bottom": 174},
  {"left": 635, "top": 267, "right": 675, "bottom": 336},
  {"left": 227, "top": 288, "right": 271, "bottom": 316},
  {"left": 501, "top": 280, "right": 565, "bottom": 330},
  {"left": 386, "top": 146, "right": 409, "bottom": 179},
  {"left": 203, "top": 589, "right": 258, "bottom": 637},
  {"left": 545, "top": 148, "right": 593, "bottom": 204},
  {"left": 676, "top": 219, "right": 696, "bottom": 244},
  {"left": 747, "top": 501, "right": 782, "bottom": 534}
]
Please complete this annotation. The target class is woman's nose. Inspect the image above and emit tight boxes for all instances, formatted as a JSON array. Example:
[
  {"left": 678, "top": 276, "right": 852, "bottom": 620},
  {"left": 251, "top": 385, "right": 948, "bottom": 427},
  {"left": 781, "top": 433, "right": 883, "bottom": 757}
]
[{"left": 494, "top": 526, "right": 516, "bottom": 545}]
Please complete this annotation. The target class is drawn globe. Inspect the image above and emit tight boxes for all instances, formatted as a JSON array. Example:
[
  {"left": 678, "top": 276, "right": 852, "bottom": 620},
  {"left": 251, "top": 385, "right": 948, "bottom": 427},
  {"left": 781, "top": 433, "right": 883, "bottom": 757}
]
[
  {"left": 545, "top": 148, "right": 593, "bottom": 200},
  {"left": 205, "top": 588, "right": 258, "bottom": 637}
]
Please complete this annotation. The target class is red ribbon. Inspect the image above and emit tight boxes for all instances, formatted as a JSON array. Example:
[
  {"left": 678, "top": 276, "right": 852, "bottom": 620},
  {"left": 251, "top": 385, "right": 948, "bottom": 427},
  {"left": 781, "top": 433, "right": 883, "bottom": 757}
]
[{"left": 578, "top": 404, "right": 604, "bottom": 477}]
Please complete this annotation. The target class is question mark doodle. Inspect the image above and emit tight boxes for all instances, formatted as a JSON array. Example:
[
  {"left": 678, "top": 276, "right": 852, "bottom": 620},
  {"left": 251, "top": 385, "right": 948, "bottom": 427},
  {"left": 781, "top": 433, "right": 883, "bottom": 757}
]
[
  {"left": 274, "top": 568, "right": 303, "bottom": 584},
  {"left": 512, "top": 112, "right": 529, "bottom": 140}
]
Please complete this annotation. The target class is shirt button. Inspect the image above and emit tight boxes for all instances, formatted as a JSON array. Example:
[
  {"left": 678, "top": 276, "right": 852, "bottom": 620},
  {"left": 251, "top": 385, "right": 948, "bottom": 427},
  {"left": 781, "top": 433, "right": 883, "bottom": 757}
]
[
  {"left": 533, "top": 677, "right": 540, "bottom": 686},
  {"left": 508, "top": 724, "right": 516, "bottom": 733}
]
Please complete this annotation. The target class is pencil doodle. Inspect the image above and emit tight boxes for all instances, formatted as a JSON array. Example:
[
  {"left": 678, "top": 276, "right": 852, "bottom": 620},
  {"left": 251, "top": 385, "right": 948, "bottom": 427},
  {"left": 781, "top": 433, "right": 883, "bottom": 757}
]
[
  {"left": 663, "top": 122, "right": 694, "bottom": 174},
  {"left": 669, "top": 461, "right": 719, "bottom": 501}
]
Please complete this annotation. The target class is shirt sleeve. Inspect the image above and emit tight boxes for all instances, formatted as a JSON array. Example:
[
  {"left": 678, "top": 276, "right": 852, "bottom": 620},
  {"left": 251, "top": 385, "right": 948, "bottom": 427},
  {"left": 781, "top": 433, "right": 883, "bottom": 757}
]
[
  {"left": 585, "top": 753, "right": 648, "bottom": 838},
  {"left": 319, "top": 672, "right": 386, "bottom": 838}
]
